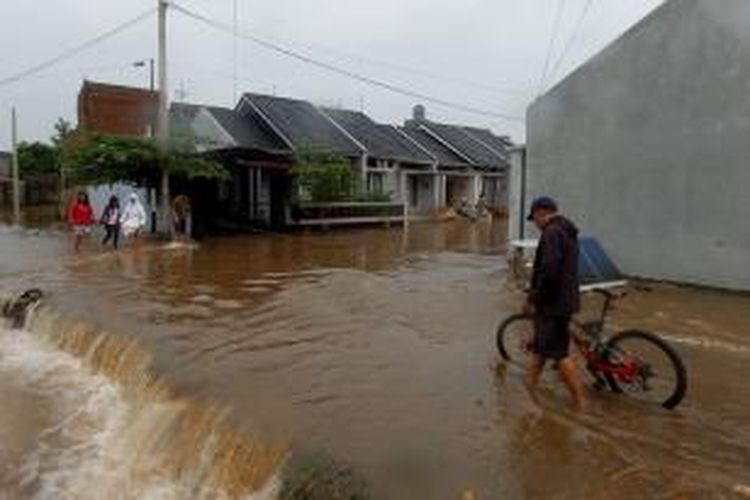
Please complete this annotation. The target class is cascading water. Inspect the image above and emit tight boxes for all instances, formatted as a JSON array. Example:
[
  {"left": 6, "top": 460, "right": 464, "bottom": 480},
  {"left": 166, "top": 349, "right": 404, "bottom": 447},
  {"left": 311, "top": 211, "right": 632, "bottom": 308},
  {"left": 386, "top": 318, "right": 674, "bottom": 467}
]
[{"left": 0, "top": 292, "right": 287, "bottom": 500}]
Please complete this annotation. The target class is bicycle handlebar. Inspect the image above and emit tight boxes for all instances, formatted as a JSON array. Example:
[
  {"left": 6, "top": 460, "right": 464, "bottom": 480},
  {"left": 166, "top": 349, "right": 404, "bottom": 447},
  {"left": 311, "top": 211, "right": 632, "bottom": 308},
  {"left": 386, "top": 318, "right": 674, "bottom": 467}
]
[{"left": 585, "top": 286, "right": 627, "bottom": 301}]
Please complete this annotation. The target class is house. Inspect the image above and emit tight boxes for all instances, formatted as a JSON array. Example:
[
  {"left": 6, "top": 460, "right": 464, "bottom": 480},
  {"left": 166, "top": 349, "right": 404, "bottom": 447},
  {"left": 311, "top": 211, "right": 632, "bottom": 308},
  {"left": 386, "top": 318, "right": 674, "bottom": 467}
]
[
  {"left": 403, "top": 105, "right": 511, "bottom": 213},
  {"left": 318, "top": 107, "right": 436, "bottom": 211},
  {"left": 174, "top": 93, "right": 512, "bottom": 233},
  {"left": 78, "top": 81, "right": 158, "bottom": 137},
  {"left": 171, "top": 101, "right": 293, "bottom": 234},
  {"left": 524, "top": 0, "right": 750, "bottom": 290}
]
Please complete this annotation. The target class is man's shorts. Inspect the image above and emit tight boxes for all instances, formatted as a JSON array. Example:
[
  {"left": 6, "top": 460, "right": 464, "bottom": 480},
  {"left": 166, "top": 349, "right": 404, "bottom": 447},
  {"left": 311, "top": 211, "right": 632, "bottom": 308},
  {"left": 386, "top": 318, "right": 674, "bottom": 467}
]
[
  {"left": 531, "top": 315, "right": 572, "bottom": 361},
  {"left": 73, "top": 225, "right": 91, "bottom": 236}
]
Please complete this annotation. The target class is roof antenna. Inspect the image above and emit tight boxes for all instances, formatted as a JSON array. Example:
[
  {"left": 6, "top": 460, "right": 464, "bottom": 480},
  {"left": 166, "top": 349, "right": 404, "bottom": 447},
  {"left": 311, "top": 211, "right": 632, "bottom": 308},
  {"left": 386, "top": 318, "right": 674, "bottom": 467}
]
[{"left": 175, "top": 80, "right": 189, "bottom": 101}]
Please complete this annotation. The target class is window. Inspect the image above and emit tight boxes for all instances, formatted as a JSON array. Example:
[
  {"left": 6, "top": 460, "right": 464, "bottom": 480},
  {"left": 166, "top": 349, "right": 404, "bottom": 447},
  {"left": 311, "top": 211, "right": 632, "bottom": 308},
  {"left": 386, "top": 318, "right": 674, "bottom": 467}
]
[{"left": 368, "top": 172, "right": 384, "bottom": 193}]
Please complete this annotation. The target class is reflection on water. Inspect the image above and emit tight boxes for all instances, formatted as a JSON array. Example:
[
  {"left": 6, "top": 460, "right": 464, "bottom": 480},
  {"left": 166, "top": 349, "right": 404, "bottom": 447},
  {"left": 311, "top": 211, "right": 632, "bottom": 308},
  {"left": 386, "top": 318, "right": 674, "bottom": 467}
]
[{"left": 1, "top": 219, "right": 750, "bottom": 498}]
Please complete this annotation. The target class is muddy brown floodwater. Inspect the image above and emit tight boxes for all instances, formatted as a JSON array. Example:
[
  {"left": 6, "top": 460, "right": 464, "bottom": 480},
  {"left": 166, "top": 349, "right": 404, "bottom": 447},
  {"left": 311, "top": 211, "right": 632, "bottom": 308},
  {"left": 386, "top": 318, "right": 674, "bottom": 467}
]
[{"left": 1, "top": 219, "right": 749, "bottom": 499}]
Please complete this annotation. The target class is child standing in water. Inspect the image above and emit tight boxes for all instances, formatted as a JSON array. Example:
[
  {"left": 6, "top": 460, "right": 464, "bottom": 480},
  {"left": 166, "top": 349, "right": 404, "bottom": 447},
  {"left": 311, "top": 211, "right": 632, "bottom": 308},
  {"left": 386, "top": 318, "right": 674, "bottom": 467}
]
[
  {"left": 67, "top": 192, "right": 95, "bottom": 252},
  {"left": 100, "top": 196, "right": 121, "bottom": 250}
]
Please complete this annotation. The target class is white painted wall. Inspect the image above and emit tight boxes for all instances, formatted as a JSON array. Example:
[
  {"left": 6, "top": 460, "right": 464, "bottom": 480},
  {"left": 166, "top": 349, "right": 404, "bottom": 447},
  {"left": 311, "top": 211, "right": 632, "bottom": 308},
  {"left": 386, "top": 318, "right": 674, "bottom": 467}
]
[{"left": 527, "top": 0, "right": 750, "bottom": 290}]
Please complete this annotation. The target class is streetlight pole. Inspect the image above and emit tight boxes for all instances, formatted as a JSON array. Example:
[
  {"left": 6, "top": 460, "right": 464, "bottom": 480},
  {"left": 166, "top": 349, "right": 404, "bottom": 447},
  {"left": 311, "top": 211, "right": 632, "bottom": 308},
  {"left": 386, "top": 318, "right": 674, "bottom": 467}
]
[
  {"left": 133, "top": 58, "right": 155, "bottom": 91},
  {"left": 233, "top": 0, "right": 238, "bottom": 102}
]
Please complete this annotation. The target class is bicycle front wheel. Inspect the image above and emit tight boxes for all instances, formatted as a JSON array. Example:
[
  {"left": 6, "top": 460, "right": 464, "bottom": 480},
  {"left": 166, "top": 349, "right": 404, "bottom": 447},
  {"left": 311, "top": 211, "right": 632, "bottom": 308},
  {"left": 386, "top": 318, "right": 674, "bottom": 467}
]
[
  {"left": 496, "top": 314, "right": 534, "bottom": 365},
  {"left": 605, "top": 330, "right": 687, "bottom": 409}
]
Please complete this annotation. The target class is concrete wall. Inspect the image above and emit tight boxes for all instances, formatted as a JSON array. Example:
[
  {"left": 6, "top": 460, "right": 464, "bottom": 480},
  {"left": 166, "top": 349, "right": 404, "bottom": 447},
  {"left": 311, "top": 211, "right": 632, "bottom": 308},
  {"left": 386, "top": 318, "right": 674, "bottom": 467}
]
[{"left": 527, "top": 0, "right": 750, "bottom": 290}]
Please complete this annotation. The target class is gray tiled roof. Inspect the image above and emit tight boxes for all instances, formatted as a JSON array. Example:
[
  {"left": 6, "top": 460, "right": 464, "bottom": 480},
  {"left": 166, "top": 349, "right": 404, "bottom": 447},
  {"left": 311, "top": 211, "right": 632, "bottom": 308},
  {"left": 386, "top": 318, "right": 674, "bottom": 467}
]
[
  {"left": 170, "top": 102, "right": 288, "bottom": 153},
  {"left": 208, "top": 106, "right": 288, "bottom": 152},
  {"left": 400, "top": 126, "right": 471, "bottom": 168},
  {"left": 462, "top": 126, "right": 512, "bottom": 161},
  {"left": 422, "top": 122, "right": 508, "bottom": 169},
  {"left": 241, "top": 93, "right": 363, "bottom": 156},
  {"left": 321, "top": 108, "right": 433, "bottom": 164}
]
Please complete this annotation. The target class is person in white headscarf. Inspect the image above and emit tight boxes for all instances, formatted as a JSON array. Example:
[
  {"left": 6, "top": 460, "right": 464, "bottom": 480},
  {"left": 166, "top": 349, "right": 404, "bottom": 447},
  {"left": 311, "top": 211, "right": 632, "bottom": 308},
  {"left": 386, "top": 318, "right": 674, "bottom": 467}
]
[{"left": 120, "top": 193, "right": 147, "bottom": 243}]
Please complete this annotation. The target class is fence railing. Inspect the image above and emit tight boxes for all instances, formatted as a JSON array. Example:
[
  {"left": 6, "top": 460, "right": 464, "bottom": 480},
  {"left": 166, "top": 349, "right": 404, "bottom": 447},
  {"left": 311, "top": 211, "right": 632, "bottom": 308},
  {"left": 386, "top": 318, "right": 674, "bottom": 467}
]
[{"left": 290, "top": 202, "right": 406, "bottom": 228}]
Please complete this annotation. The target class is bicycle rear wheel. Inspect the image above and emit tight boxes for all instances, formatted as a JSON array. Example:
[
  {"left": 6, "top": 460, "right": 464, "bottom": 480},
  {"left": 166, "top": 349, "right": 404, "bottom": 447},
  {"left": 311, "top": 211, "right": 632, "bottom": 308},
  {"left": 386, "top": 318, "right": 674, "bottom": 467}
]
[
  {"left": 496, "top": 314, "right": 534, "bottom": 365},
  {"left": 605, "top": 330, "right": 687, "bottom": 409}
]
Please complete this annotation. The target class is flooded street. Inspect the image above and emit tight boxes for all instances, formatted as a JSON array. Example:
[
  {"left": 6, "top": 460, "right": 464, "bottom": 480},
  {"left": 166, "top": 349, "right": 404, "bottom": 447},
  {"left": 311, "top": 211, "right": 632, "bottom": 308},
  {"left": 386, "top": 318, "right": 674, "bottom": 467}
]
[{"left": 1, "top": 220, "right": 749, "bottom": 499}]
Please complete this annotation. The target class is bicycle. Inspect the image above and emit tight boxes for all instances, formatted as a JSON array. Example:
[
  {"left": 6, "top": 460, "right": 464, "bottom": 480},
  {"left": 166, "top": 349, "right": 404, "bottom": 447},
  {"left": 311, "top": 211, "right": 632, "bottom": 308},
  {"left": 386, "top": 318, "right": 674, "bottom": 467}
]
[{"left": 496, "top": 287, "right": 687, "bottom": 409}]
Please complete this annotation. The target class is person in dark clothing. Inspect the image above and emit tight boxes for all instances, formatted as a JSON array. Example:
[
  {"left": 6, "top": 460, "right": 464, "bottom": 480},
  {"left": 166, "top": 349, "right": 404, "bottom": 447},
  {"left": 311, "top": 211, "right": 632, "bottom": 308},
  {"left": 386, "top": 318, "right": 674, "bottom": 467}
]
[
  {"left": 100, "top": 196, "right": 121, "bottom": 250},
  {"left": 523, "top": 196, "right": 586, "bottom": 410}
]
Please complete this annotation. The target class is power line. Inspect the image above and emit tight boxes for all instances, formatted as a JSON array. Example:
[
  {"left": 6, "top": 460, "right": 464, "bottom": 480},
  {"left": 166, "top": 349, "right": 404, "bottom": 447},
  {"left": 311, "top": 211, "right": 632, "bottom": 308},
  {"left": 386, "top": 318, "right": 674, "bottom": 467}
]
[
  {"left": 0, "top": 8, "right": 156, "bottom": 89},
  {"left": 547, "top": 0, "right": 596, "bottom": 86},
  {"left": 538, "top": 0, "right": 567, "bottom": 95},
  {"left": 170, "top": 3, "right": 525, "bottom": 124},
  {"left": 255, "top": 37, "right": 531, "bottom": 98},
  {"left": 179, "top": 0, "right": 529, "bottom": 98}
]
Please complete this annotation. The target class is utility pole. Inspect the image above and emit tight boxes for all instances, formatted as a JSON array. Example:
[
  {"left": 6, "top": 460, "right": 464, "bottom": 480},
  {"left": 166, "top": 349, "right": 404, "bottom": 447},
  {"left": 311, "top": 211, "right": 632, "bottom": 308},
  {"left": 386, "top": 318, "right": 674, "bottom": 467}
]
[
  {"left": 11, "top": 107, "right": 20, "bottom": 225},
  {"left": 233, "top": 0, "right": 238, "bottom": 103},
  {"left": 157, "top": 0, "right": 171, "bottom": 235}
]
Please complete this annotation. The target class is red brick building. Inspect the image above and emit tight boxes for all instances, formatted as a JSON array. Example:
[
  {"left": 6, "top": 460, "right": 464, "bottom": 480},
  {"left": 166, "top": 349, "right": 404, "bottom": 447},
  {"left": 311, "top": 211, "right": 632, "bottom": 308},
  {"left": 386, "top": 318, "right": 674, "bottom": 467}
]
[{"left": 77, "top": 81, "right": 158, "bottom": 137}]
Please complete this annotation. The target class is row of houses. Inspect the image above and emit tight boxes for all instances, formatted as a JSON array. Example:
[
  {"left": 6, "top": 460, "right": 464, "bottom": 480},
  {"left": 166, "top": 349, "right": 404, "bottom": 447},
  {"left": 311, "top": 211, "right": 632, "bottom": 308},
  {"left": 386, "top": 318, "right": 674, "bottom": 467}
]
[{"left": 169, "top": 93, "right": 512, "bottom": 231}]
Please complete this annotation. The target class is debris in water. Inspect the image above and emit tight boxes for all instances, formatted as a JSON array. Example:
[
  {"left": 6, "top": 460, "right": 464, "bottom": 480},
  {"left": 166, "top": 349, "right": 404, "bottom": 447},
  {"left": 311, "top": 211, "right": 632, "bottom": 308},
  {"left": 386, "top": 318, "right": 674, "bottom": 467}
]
[{"left": 1, "top": 289, "right": 44, "bottom": 329}]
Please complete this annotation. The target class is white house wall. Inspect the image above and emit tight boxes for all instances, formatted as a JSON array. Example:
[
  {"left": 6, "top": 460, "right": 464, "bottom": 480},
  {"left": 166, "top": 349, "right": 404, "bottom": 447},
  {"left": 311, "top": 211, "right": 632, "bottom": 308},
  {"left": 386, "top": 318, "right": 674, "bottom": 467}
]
[{"left": 527, "top": 0, "right": 750, "bottom": 290}]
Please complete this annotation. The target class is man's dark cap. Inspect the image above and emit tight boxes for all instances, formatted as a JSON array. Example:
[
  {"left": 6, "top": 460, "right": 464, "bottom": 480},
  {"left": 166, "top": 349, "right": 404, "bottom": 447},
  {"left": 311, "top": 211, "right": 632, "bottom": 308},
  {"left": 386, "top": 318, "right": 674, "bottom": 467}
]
[{"left": 526, "top": 196, "right": 558, "bottom": 221}]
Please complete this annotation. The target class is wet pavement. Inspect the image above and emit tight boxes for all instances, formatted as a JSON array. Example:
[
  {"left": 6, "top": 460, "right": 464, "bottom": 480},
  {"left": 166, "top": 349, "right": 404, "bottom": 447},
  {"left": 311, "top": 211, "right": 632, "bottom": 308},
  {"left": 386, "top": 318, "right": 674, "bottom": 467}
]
[{"left": 0, "top": 218, "right": 749, "bottom": 499}]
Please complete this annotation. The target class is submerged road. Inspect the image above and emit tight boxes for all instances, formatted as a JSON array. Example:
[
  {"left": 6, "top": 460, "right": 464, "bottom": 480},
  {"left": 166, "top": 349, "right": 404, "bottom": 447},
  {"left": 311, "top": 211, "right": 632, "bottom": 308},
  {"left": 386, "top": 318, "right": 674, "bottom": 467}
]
[{"left": 1, "top": 221, "right": 749, "bottom": 498}]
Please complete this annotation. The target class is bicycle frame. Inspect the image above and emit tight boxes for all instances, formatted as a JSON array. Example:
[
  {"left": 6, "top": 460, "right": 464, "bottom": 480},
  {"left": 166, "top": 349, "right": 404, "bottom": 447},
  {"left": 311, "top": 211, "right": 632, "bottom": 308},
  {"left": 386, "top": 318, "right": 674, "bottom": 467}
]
[{"left": 570, "top": 287, "right": 642, "bottom": 385}]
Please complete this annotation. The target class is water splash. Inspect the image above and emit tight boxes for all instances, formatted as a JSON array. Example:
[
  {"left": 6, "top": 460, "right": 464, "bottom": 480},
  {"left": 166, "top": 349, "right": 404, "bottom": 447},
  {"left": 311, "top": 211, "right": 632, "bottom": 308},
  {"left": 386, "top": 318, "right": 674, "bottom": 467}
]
[{"left": 0, "top": 296, "right": 287, "bottom": 499}]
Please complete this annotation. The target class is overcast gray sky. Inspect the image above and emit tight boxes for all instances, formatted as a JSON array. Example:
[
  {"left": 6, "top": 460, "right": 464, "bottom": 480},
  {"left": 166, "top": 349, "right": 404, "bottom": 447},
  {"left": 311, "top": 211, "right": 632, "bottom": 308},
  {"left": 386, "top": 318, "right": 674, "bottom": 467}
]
[{"left": 0, "top": 0, "right": 663, "bottom": 149}]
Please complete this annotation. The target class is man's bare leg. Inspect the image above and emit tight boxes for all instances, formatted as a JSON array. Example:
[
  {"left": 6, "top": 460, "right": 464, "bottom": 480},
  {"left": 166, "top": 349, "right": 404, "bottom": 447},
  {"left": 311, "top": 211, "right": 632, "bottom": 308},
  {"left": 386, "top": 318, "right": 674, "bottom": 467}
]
[
  {"left": 557, "top": 357, "right": 586, "bottom": 410},
  {"left": 526, "top": 354, "right": 545, "bottom": 401}
]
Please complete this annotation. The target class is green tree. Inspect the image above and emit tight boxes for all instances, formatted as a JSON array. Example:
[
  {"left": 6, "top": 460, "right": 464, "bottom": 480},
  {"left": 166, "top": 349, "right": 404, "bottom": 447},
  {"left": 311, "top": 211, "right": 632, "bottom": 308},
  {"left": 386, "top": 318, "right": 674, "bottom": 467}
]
[
  {"left": 293, "top": 149, "right": 358, "bottom": 203},
  {"left": 61, "top": 132, "right": 228, "bottom": 187},
  {"left": 17, "top": 141, "right": 59, "bottom": 177},
  {"left": 17, "top": 117, "right": 75, "bottom": 179},
  {"left": 51, "top": 118, "right": 73, "bottom": 147}
]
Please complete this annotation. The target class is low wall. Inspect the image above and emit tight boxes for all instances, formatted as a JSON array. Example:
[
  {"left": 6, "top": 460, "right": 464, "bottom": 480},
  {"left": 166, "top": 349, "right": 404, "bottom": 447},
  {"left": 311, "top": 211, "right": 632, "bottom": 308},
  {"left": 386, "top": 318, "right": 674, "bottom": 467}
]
[{"left": 290, "top": 202, "right": 406, "bottom": 228}]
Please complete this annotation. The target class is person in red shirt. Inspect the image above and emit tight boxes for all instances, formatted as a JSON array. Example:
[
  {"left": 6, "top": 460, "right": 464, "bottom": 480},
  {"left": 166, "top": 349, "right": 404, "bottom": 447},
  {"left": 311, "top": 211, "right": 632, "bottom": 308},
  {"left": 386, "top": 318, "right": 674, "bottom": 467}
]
[{"left": 67, "top": 191, "right": 95, "bottom": 252}]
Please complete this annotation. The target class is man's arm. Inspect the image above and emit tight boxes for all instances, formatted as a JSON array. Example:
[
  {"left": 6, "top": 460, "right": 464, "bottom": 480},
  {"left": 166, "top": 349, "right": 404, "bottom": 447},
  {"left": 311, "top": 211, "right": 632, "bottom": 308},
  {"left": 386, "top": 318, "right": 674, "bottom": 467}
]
[{"left": 530, "top": 228, "right": 564, "bottom": 302}]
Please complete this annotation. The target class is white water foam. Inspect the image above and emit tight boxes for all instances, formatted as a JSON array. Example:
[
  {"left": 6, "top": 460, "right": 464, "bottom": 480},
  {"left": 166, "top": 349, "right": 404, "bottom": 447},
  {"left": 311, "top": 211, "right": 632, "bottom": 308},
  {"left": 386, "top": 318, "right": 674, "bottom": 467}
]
[{"left": 0, "top": 326, "right": 279, "bottom": 500}]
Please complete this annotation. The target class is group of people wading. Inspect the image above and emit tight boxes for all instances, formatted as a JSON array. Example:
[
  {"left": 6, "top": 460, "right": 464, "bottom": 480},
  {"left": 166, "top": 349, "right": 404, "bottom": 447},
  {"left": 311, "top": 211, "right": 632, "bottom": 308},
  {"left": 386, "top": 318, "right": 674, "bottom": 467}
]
[{"left": 66, "top": 191, "right": 191, "bottom": 252}]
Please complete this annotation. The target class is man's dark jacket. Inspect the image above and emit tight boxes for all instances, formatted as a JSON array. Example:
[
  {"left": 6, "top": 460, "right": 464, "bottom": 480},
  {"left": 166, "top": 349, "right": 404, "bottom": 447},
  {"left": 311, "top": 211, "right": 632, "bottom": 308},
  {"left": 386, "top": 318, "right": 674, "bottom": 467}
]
[{"left": 529, "top": 215, "right": 580, "bottom": 317}]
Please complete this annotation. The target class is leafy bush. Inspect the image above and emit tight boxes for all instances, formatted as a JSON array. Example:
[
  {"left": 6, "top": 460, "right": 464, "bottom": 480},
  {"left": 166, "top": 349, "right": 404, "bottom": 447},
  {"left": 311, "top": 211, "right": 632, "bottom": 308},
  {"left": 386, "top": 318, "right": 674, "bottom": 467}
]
[
  {"left": 293, "top": 149, "right": 358, "bottom": 203},
  {"left": 18, "top": 142, "right": 59, "bottom": 177},
  {"left": 61, "top": 132, "right": 228, "bottom": 186}
]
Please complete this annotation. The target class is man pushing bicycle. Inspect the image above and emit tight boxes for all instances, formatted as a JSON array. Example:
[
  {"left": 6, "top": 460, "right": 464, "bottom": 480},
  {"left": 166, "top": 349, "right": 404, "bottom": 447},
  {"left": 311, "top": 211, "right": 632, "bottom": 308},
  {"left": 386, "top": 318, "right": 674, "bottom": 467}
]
[{"left": 523, "top": 196, "right": 587, "bottom": 410}]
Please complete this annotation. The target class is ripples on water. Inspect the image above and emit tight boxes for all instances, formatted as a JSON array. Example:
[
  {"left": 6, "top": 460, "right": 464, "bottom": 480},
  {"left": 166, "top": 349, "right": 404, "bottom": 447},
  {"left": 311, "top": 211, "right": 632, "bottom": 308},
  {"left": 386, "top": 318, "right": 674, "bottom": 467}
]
[{"left": 1, "top": 220, "right": 750, "bottom": 498}]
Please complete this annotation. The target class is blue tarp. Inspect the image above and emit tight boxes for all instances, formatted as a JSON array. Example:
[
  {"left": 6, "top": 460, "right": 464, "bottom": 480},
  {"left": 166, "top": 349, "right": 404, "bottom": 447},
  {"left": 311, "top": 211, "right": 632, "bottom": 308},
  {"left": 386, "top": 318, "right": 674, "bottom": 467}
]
[{"left": 578, "top": 237, "right": 622, "bottom": 284}]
